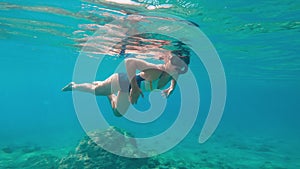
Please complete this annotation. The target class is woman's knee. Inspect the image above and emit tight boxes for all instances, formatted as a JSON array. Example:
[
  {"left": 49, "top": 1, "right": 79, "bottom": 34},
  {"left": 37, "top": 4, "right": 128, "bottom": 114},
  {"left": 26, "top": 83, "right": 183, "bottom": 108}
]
[
  {"left": 113, "top": 108, "right": 124, "bottom": 117},
  {"left": 94, "top": 82, "right": 112, "bottom": 95}
]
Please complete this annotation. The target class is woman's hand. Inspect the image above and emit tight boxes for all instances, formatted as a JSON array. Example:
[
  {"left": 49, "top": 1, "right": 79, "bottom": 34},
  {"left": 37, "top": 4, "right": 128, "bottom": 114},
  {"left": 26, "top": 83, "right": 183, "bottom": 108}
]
[
  {"left": 129, "top": 86, "right": 144, "bottom": 104},
  {"left": 161, "top": 87, "right": 174, "bottom": 98}
]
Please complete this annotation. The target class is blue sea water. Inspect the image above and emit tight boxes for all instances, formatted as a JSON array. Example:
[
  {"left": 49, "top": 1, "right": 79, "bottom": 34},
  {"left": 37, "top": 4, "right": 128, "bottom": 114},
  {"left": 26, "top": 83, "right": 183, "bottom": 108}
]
[{"left": 0, "top": 0, "right": 300, "bottom": 168}]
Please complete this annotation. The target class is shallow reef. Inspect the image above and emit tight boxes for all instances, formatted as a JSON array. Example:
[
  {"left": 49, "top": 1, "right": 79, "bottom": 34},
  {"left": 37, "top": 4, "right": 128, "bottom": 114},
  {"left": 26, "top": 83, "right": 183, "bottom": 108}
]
[
  {"left": 1, "top": 127, "right": 298, "bottom": 169},
  {"left": 0, "top": 144, "right": 61, "bottom": 169},
  {"left": 59, "top": 126, "right": 152, "bottom": 169},
  {"left": 57, "top": 126, "right": 207, "bottom": 169}
]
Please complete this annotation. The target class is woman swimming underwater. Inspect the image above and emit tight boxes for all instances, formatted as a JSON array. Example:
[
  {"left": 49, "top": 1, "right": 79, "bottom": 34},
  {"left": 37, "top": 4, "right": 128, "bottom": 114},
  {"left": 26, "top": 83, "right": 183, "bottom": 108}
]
[{"left": 62, "top": 50, "right": 190, "bottom": 117}]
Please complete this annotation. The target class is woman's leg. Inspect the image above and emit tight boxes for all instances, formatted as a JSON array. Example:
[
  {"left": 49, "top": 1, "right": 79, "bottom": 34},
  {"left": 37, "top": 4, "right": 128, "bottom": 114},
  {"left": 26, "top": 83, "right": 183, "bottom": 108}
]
[
  {"left": 108, "top": 91, "right": 130, "bottom": 117},
  {"left": 61, "top": 82, "right": 96, "bottom": 94},
  {"left": 62, "top": 73, "right": 130, "bottom": 116},
  {"left": 62, "top": 74, "right": 119, "bottom": 96}
]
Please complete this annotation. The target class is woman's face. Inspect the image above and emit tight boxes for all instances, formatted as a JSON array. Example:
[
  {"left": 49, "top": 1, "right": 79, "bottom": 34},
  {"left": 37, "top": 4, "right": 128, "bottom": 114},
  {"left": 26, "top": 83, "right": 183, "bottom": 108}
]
[
  {"left": 165, "top": 55, "right": 185, "bottom": 75},
  {"left": 170, "top": 55, "right": 185, "bottom": 67}
]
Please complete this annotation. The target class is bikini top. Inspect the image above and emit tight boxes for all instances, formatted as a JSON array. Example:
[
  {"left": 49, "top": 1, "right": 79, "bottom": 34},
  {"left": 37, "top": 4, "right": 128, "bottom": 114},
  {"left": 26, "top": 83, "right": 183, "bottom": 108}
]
[{"left": 139, "top": 72, "right": 168, "bottom": 92}]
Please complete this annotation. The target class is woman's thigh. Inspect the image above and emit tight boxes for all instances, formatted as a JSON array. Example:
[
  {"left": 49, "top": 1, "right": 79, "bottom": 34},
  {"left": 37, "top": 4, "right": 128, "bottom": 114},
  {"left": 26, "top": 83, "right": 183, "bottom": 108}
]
[
  {"left": 95, "top": 73, "right": 119, "bottom": 95},
  {"left": 115, "top": 91, "right": 130, "bottom": 116}
]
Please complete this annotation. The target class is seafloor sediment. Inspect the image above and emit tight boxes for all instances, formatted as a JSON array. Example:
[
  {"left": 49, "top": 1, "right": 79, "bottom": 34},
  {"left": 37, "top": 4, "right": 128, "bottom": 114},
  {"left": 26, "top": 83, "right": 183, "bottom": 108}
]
[{"left": 0, "top": 127, "right": 298, "bottom": 169}]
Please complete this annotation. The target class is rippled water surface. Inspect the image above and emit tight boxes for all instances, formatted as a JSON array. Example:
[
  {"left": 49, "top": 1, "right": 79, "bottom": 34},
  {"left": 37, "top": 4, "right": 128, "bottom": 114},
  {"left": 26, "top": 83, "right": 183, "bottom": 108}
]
[{"left": 1, "top": 0, "right": 299, "bottom": 81}]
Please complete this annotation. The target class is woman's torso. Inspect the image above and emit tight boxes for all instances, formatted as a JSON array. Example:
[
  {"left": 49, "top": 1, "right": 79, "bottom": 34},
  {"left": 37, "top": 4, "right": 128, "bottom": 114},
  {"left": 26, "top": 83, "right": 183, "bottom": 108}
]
[{"left": 139, "top": 68, "right": 171, "bottom": 89}]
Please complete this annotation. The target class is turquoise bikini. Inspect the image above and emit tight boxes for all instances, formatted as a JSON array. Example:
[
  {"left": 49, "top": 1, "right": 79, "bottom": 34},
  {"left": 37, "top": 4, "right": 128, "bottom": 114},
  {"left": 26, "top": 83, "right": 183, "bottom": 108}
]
[{"left": 118, "top": 73, "right": 163, "bottom": 92}]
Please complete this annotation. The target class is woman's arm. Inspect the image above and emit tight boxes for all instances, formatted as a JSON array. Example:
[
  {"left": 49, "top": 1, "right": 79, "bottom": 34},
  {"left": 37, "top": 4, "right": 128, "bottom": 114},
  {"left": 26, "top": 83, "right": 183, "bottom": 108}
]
[
  {"left": 162, "top": 75, "right": 178, "bottom": 98},
  {"left": 125, "top": 58, "right": 161, "bottom": 104},
  {"left": 125, "top": 58, "right": 161, "bottom": 83}
]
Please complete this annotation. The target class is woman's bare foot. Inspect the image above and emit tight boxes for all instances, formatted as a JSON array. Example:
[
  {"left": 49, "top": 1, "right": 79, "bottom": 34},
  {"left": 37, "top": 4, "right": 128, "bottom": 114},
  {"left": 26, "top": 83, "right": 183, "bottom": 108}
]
[{"left": 62, "top": 82, "right": 75, "bottom": 91}]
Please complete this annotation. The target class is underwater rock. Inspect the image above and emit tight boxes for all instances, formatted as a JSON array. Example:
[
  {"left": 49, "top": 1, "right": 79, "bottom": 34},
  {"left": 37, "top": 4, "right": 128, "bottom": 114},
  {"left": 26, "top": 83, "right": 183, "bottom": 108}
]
[
  {"left": 259, "top": 161, "right": 285, "bottom": 169},
  {"left": 256, "top": 144, "right": 273, "bottom": 153},
  {"left": 59, "top": 126, "right": 155, "bottom": 169},
  {"left": 1, "top": 145, "right": 41, "bottom": 154},
  {"left": 21, "top": 145, "right": 41, "bottom": 153},
  {"left": 58, "top": 126, "right": 204, "bottom": 169},
  {"left": 2, "top": 147, "right": 14, "bottom": 153}
]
